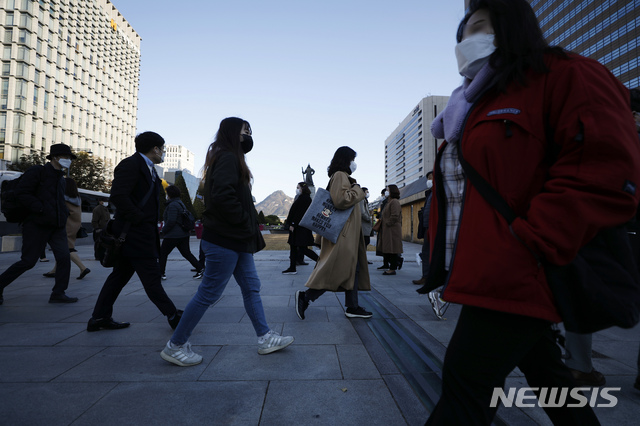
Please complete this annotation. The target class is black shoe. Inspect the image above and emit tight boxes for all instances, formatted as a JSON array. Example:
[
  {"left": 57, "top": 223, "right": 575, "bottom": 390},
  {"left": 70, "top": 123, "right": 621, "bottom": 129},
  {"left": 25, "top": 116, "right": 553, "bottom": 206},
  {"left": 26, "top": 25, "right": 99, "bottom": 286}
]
[
  {"left": 193, "top": 270, "right": 203, "bottom": 279},
  {"left": 168, "top": 310, "right": 183, "bottom": 330},
  {"left": 397, "top": 257, "right": 404, "bottom": 270},
  {"left": 295, "top": 290, "right": 309, "bottom": 320},
  {"left": 282, "top": 268, "right": 297, "bottom": 275},
  {"left": 43, "top": 272, "right": 55, "bottom": 278},
  {"left": 49, "top": 294, "right": 78, "bottom": 303},
  {"left": 345, "top": 307, "right": 373, "bottom": 319},
  {"left": 296, "top": 261, "right": 309, "bottom": 266},
  {"left": 569, "top": 368, "right": 606, "bottom": 387},
  {"left": 87, "top": 317, "right": 130, "bottom": 332},
  {"left": 77, "top": 268, "right": 91, "bottom": 279},
  {"left": 382, "top": 270, "right": 396, "bottom": 275},
  {"left": 377, "top": 265, "right": 389, "bottom": 270},
  {"left": 367, "top": 261, "right": 373, "bottom": 264}
]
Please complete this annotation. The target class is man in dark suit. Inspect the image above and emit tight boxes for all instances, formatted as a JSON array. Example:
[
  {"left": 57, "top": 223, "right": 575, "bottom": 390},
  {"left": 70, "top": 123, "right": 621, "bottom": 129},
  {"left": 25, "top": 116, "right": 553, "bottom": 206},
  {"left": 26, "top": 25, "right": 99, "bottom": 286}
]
[
  {"left": 88, "top": 132, "right": 182, "bottom": 331},
  {"left": 0, "top": 143, "right": 77, "bottom": 305}
]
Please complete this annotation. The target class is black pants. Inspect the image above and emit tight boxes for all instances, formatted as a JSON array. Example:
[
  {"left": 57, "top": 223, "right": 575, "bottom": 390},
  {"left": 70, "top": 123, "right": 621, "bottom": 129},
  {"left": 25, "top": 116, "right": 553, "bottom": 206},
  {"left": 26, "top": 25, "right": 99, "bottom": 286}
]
[
  {"left": 289, "top": 245, "right": 319, "bottom": 270},
  {"left": 383, "top": 253, "right": 399, "bottom": 270},
  {"left": 420, "top": 236, "right": 431, "bottom": 278},
  {"left": 305, "top": 263, "right": 360, "bottom": 308},
  {"left": 91, "top": 256, "right": 177, "bottom": 320},
  {"left": 93, "top": 230, "right": 106, "bottom": 261},
  {"left": 0, "top": 221, "right": 70, "bottom": 297},
  {"left": 159, "top": 237, "right": 201, "bottom": 274},
  {"left": 426, "top": 306, "right": 599, "bottom": 425}
]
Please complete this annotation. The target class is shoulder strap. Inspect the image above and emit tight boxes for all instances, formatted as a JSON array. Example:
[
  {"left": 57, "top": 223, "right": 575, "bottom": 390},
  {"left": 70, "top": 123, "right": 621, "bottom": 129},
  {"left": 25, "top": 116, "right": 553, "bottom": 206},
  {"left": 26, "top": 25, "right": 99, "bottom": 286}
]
[{"left": 456, "top": 138, "right": 517, "bottom": 224}]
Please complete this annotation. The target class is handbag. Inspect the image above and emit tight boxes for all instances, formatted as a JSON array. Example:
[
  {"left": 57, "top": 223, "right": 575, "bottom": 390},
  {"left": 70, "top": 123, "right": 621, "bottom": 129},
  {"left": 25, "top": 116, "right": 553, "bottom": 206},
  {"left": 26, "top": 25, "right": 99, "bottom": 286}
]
[
  {"left": 98, "top": 182, "right": 156, "bottom": 268},
  {"left": 299, "top": 187, "right": 355, "bottom": 244},
  {"left": 76, "top": 226, "right": 88, "bottom": 239},
  {"left": 456, "top": 137, "right": 640, "bottom": 334},
  {"left": 372, "top": 220, "right": 381, "bottom": 233}
]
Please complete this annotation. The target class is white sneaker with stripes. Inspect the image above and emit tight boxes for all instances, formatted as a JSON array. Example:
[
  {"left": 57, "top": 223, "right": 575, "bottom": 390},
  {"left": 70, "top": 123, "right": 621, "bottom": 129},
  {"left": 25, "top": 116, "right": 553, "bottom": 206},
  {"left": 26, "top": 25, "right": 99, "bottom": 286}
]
[
  {"left": 160, "top": 341, "right": 203, "bottom": 366},
  {"left": 258, "top": 330, "right": 294, "bottom": 355}
]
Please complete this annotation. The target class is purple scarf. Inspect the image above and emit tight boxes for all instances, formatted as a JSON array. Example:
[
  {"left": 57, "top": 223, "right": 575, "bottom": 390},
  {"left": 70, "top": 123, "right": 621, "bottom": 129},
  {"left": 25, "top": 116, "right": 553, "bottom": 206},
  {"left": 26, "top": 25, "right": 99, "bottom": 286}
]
[{"left": 431, "top": 63, "right": 497, "bottom": 143}]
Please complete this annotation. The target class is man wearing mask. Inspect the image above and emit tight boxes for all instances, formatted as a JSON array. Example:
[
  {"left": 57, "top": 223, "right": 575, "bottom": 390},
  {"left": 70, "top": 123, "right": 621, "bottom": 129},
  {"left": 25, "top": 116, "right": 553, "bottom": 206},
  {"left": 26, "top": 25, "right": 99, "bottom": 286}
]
[
  {"left": 360, "top": 187, "right": 373, "bottom": 252},
  {"left": 0, "top": 143, "right": 78, "bottom": 304},
  {"left": 92, "top": 197, "right": 111, "bottom": 260},
  {"left": 88, "top": 132, "right": 182, "bottom": 332}
]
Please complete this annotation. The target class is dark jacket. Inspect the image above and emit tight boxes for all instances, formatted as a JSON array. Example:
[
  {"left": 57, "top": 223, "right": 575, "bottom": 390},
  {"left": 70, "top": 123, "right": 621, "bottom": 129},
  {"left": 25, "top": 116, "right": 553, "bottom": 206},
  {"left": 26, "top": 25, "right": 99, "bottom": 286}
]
[
  {"left": 16, "top": 163, "right": 67, "bottom": 228},
  {"left": 202, "top": 151, "right": 263, "bottom": 253},
  {"left": 162, "top": 198, "right": 190, "bottom": 239},
  {"left": 425, "top": 53, "right": 640, "bottom": 323},
  {"left": 91, "top": 204, "right": 110, "bottom": 231},
  {"left": 110, "top": 152, "right": 161, "bottom": 258},
  {"left": 286, "top": 192, "right": 314, "bottom": 247}
]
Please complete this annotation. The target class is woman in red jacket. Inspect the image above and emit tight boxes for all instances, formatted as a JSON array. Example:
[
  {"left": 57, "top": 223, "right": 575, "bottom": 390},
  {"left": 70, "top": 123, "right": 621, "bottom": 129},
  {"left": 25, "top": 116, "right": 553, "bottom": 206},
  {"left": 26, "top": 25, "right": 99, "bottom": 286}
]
[{"left": 422, "top": 0, "right": 640, "bottom": 424}]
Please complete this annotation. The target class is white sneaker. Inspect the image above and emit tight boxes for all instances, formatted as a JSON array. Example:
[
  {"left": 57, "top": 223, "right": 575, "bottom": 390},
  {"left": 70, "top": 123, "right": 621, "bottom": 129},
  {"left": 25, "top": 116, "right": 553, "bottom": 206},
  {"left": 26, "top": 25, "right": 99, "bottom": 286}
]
[
  {"left": 160, "top": 341, "right": 203, "bottom": 366},
  {"left": 161, "top": 274, "right": 167, "bottom": 280},
  {"left": 258, "top": 330, "right": 294, "bottom": 355},
  {"left": 428, "top": 290, "right": 450, "bottom": 320}
]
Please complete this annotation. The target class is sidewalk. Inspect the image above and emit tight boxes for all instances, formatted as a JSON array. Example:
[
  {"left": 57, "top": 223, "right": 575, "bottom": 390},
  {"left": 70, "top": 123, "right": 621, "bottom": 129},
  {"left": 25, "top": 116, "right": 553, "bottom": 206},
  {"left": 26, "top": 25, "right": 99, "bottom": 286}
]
[{"left": 0, "top": 238, "right": 639, "bottom": 425}]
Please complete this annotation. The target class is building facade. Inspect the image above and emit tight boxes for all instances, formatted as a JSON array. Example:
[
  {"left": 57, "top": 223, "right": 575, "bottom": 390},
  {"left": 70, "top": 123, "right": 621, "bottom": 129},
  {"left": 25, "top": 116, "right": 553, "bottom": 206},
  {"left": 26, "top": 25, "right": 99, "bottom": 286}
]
[
  {"left": 384, "top": 96, "right": 449, "bottom": 189},
  {"left": 164, "top": 144, "right": 196, "bottom": 176},
  {"left": 0, "top": 0, "right": 140, "bottom": 167},
  {"left": 530, "top": 0, "right": 640, "bottom": 88}
]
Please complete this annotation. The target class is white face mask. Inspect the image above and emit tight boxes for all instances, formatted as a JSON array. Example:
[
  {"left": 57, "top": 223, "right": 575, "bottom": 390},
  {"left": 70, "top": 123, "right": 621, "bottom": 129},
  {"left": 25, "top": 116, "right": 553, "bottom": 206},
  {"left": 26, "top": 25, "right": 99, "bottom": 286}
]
[
  {"left": 365, "top": 192, "right": 369, "bottom": 198},
  {"left": 385, "top": 190, "right": 390, "bottom": 197},
  {"left": 427, "top": 180, "right": 433, "bottom": 190},
  {"left": 296, "top": 188, "right": 301, "bottom": 196},
  {"left": 349, "top": 161, "right": 357, "bottom": 174},
  {"left": 455, "top": 33, "right": 496, "bottom": 79},
  {"left": 103, "top": 202, "right": 109, "bottom": 207},
  {"left": 58, "top": 158, "right": 72, "bottom": 169}
]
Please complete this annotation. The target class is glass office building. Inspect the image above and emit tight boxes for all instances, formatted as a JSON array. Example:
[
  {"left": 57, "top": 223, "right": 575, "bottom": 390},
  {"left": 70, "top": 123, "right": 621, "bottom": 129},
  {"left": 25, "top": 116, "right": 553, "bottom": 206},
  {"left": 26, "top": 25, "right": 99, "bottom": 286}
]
[
  {"left": 0, "top": 0, "right": 140, "bottom": 167},
  {"left": 529, "top": 0, "right": 640, "bottom": 88}
]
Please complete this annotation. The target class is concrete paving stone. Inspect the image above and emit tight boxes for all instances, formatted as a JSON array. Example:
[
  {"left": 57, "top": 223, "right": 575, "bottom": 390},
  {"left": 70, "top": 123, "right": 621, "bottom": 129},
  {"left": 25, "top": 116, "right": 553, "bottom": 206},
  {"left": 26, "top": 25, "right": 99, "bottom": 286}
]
[
  {"left": 210, "top": 294, "right": 290, "bottom": 309},
  {"left": 415, "top": 318, "right": 459, "bottom": 346},
  {"left": 57, "top": 323, "right": 175, "bottom": 347},
  {"left": 0, "top": 346, "right": 105, "bottom": 382},
  {"left": 0, "top": 304, "right": 91, "bottom": 323},
  {"left": 593, "top": 323, "right": 640, "bottom": 342},
  {"left": 200, "top": 344, "right": 339, "bottom": 381},
  {"left": 281, "top": 321, "right": 361, "bottom": 345},
  {"left": 260, "top": 379, "right": 406, "bottom": 426},
  {"left": 592, "top": 340, "right": 640, "bottom": 370},
  {"left": 350, "top": 319, "right": 401, "bottom": 376},
  {"left": 336, "top": 344, "right": 381, "bottom": 379},
  {"left": 0, "top": 322, "right": 86, "bottom": 346},
  {"left": 56, "top": 345, "right": 222, "bottom": 382},
  {"left": 72, "top": 381, "right": 268, "bottom": 426},
  {"left": 0, "top": 382, "right": 118, "bottom": 425},
  {"left": 381, "top": 374, "right": 431, "bottom": 426},
  {"left": 325, "top": 305, "right": 356, "bottom": 323},
  {"left": 149, "top": 306, "right": 247, "bottom": 325}
]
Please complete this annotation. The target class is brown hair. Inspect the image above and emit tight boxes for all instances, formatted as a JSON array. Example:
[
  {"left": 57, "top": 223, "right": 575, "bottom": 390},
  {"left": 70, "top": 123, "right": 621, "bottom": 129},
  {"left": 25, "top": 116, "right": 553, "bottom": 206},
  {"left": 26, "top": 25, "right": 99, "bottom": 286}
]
[{"left": 388, "top": 184, "right": 400, "bottom": 199}]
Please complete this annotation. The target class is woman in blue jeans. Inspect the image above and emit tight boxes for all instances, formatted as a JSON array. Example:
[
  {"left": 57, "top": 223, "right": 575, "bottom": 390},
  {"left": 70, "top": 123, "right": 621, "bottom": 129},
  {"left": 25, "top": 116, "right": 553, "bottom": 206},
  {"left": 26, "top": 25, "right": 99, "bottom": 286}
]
[{"left": 160, "top": 117, "right": 294, "bottom": 366}]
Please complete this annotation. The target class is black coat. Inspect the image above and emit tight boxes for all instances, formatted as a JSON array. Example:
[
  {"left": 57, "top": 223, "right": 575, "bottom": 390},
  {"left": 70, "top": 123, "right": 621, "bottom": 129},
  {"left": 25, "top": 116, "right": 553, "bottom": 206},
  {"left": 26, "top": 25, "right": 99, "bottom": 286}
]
[
  {"left": 110, "top": 152, "right": 161, "bottom": 258},
  {"left": 16, "top": 163, "right": 67, "bottom": 228},
  {"left": 286, "top": 193, "right": 314, "bottom": 247},
  {"left": 201, "top": 151, "right": 263, "bottom": 253}
]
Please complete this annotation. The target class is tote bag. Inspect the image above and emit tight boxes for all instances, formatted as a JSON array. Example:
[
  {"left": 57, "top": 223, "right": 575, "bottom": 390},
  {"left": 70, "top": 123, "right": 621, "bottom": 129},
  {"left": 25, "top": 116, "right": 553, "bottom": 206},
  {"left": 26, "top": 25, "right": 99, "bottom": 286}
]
[{"left": 299, "top": 187, "right": 354, "bottom": 244}]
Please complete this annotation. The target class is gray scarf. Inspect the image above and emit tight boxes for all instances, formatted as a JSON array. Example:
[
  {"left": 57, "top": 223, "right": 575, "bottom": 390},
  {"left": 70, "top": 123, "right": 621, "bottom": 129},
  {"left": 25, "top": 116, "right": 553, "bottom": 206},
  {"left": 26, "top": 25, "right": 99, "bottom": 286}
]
[{"left": 431, "top": 62, "right": 497, "bottom": 143}]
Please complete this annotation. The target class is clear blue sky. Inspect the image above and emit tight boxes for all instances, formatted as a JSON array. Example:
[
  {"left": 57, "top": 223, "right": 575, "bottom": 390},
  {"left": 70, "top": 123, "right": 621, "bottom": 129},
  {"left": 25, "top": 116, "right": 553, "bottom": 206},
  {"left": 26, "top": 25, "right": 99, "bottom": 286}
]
[{"left": 110, "top": 0, "right": 466, "bottom": 203}]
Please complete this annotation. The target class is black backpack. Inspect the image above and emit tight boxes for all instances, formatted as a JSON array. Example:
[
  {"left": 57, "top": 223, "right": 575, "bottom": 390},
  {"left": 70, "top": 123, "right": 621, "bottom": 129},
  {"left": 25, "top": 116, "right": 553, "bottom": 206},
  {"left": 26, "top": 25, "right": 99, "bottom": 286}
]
[
  {"left": 1, "top": 176, "right": 28, "bottom": 223},
  {"left": 179, "top": 203, "right": 196, "bottom": 231}
]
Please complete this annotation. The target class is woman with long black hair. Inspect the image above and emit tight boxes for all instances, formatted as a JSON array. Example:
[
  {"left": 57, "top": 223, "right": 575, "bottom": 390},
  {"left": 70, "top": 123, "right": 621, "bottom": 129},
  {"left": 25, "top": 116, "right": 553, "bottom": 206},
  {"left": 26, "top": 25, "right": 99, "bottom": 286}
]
[
  {"left": 160, "top": 117, "right": 294, "bottom": 366},
  {"left": 294, "top": 146, "right": 372, "bottom": 320}
]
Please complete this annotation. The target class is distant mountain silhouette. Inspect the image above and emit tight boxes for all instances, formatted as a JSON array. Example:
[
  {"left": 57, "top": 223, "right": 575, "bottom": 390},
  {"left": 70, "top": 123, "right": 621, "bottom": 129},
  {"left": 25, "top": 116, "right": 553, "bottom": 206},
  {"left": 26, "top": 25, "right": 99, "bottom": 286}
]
[{"left": 255, "top": 190, "right": 293, "bottom": 217}]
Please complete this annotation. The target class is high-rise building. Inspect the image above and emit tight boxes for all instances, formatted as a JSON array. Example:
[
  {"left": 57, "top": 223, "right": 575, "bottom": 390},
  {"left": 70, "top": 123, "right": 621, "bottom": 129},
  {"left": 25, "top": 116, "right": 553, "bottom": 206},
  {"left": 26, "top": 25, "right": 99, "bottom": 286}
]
[
  {"left": 530, "top": 0, "right": 640, "bottom": 88},
  {"left": 384, "top": 96, "right": 449, "bottom": 189},
  {"left": 164, "top": 144, "right": 196, "bottom": 176},
  {"left": 0, "top": 0, "right": 140, "bottom": 167}
]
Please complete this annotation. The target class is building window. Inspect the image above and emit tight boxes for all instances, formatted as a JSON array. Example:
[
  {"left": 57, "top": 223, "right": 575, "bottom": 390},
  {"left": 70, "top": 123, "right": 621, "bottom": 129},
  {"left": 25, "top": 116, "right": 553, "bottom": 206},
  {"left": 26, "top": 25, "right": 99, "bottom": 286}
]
[
  {"left": 18, "top": 29, "right": 28, "bottom": 44},
  {"left": 1, "top": 62, "right": 9, "bottom": 76},
  {"left": 4, "top": 29, "right": 12, "bottom": 43},
  {"left": 5, "top": 13, "right": 14, "bottom": 26},
  {"left": 2, "top": 45, "right": 11, "bottom": 60}
]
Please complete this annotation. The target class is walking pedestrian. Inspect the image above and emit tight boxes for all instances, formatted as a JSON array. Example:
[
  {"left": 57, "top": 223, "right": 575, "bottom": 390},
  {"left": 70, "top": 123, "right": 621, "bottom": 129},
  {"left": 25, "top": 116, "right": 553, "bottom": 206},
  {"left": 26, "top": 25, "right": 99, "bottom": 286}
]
[
  {"left": 294, "top": 146, "right": 373, "bottom": 320},
  {"left": 88, "top": 131, "right": 182, "bottom": 332},
  {"left": 43, "top": 177, "right": 91, "bottom": 280},
  {"left": 282, "top": 182, "right": 319, "bottom": 275},
  {"left": 421, "top": 1, "right": 640, "bottom": 423},
  {"left": 159, "top": 185, "right": 203, "bottom": 280},
  {"left": 160, "top": 117, "right": 293, "bottom": 367},
  {"left": 92, "top": 197, "right": 110, "bottom": 261},
  {"left": 0, "top": 143, "right": 77, "bottom": 305}
]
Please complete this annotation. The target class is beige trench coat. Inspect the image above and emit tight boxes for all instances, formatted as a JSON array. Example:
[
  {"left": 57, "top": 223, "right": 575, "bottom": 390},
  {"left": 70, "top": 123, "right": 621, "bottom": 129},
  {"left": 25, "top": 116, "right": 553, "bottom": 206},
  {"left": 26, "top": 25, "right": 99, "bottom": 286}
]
[
  {"left": 305, "top": 171, "right": 371, "bottom": 292},
  {"left": 380, "top": 198, "right": 403, "bottom": 254}
]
